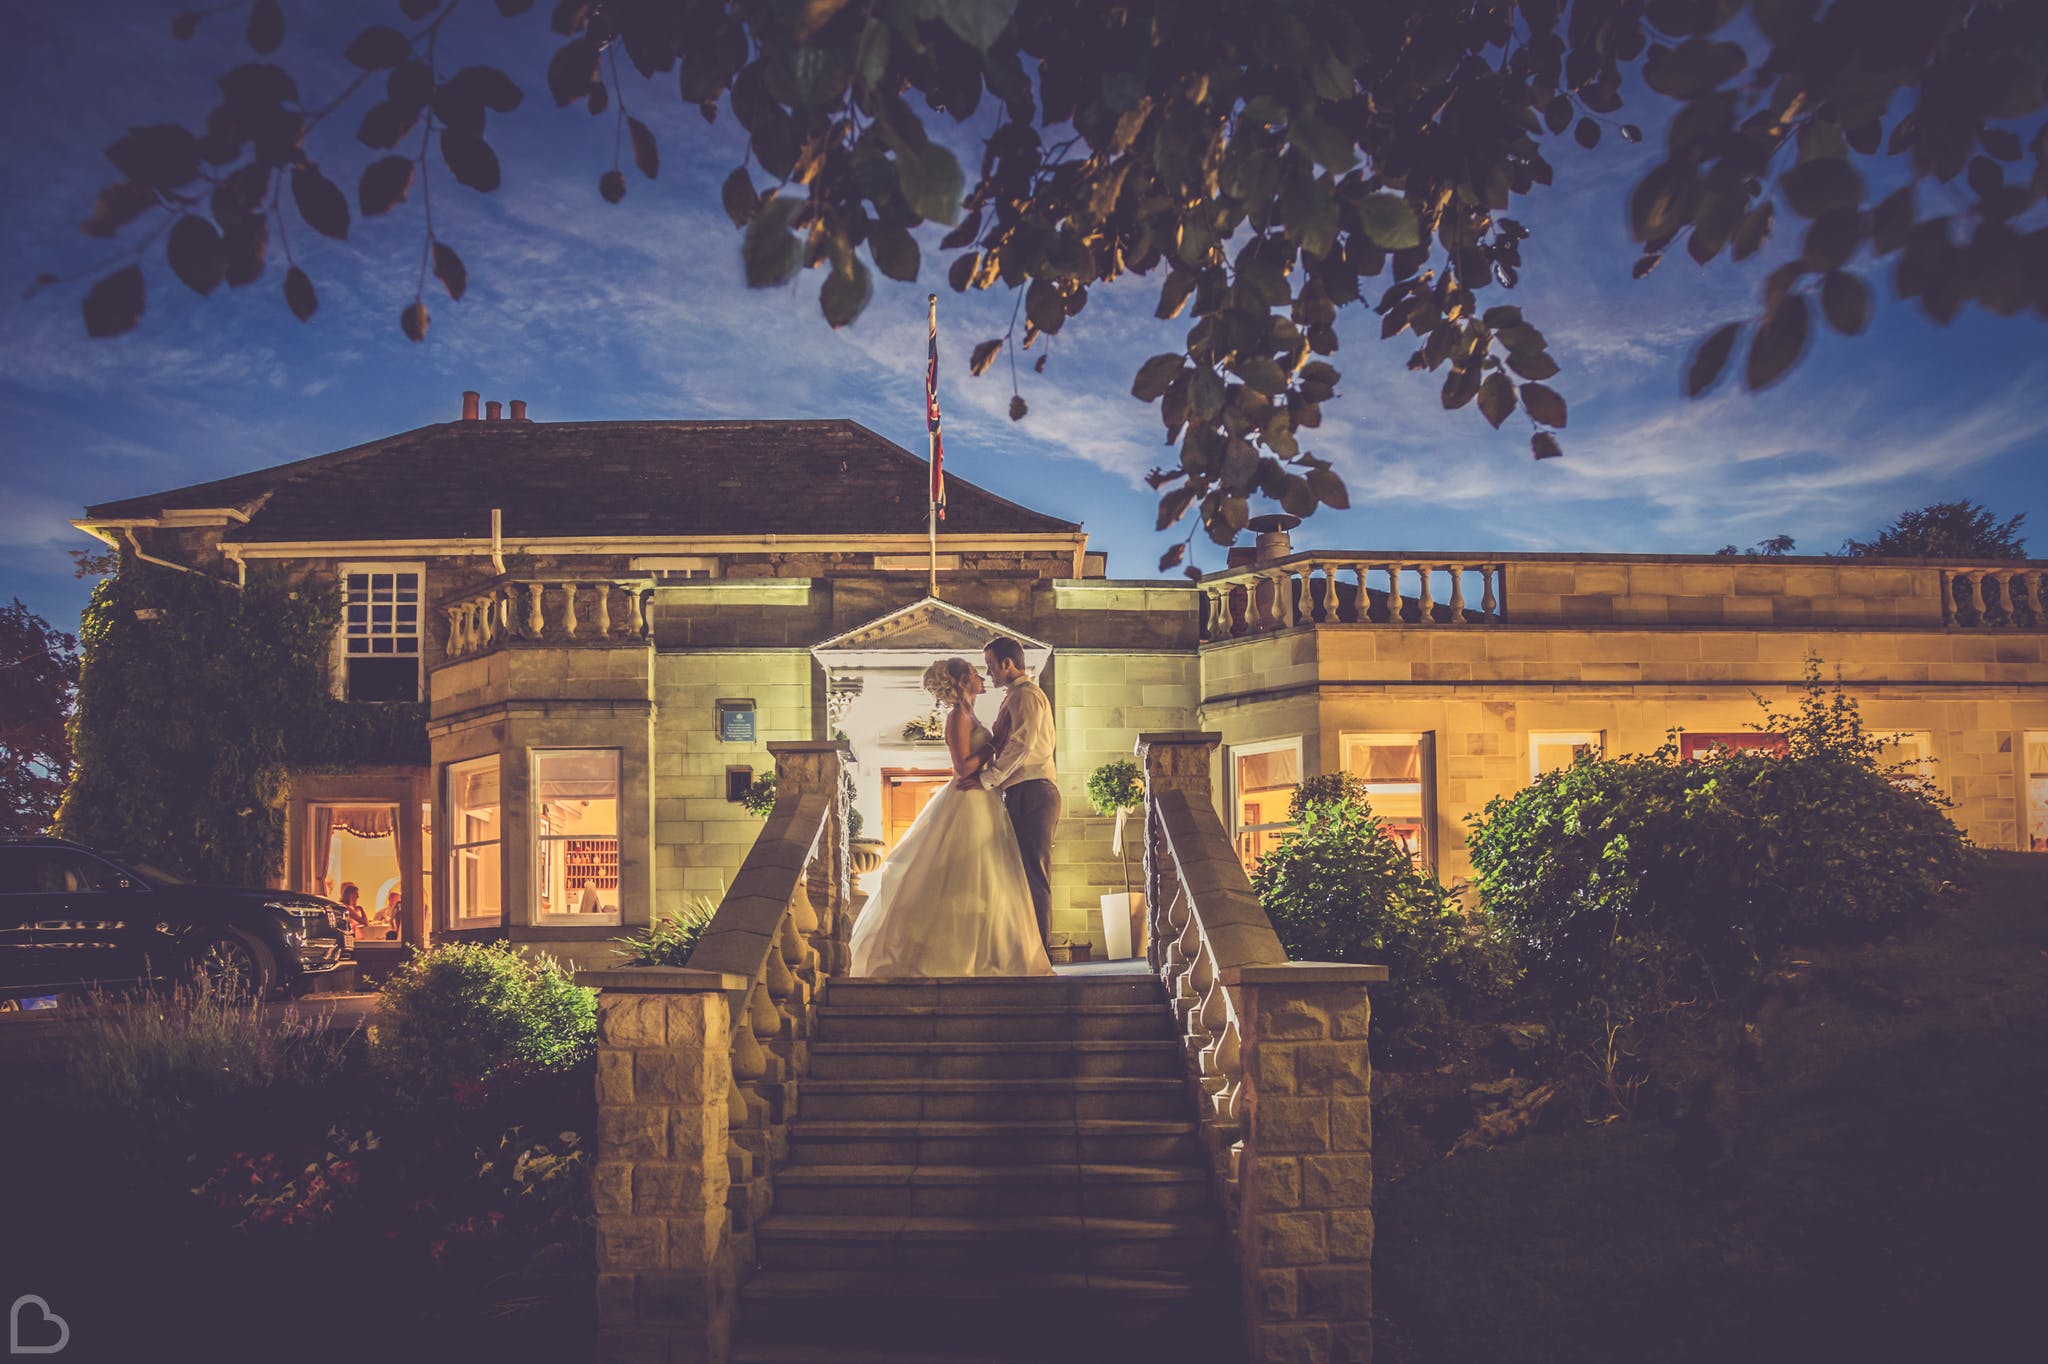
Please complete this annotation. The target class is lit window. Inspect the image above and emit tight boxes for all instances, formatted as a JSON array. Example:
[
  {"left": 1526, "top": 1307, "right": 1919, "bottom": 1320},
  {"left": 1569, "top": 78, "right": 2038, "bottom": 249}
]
[
  {"left": 447, "top": 757, "right": 501, "bottom": 927},
  {"left": 535, "top": 749, "right": 621, "bottom": 922},
  {"left": 1232, "top": 739, "right": 1302, "bottom": 872},
  {"left": 2027, "top": 732, "right": 2048, "bottom": 853},
  {"left": 1679, "top": 732, "right": 1788, "bottom": 761},
  {"left": 339, "top": 564, "right": 422, "bottom": 702},
  {"left": 1874, "top": 731, "right": 1938, "bottom": 794},
  {"left": 1341, "top": 733, "right": 1436, "bottom": 868},
  {"left": 1530, "top": 731, "right": 1604, "bottom": 781}
]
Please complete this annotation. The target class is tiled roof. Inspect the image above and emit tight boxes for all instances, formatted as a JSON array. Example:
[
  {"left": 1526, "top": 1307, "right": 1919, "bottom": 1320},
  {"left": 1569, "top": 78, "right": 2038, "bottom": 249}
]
[{"left": 82, "top": 419, "right": 1079, "bottom": 541}]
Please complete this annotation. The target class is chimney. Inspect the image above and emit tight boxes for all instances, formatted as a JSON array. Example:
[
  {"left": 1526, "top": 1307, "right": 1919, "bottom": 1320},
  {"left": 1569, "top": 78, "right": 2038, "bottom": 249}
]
[
  {"left": 1247, "top": 513, "right": 1302, "bottom": 564},
  {"left": 509, "top": 400, "right": 527, "bottom": 421},
  {"left": 461, "top": 390, "right": 480, "bottom": 421},
  {"left": 485, "top": 400, "right": 503, "bottom": 420}
]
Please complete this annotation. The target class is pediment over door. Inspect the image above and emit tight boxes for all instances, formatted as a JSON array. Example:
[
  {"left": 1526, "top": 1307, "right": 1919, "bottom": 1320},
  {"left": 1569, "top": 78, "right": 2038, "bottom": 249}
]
[{"left": 811, "top": 596, "right": 1050, "bottom": 676}]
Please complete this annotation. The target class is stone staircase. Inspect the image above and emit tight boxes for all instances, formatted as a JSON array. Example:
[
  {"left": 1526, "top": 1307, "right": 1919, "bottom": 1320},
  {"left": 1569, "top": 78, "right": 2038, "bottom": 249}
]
[{"left": 729, "top": 970, "right": 1238, "bottom": 1364}]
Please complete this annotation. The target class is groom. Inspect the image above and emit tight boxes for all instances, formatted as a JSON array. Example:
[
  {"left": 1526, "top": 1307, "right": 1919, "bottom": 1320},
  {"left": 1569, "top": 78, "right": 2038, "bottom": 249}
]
[{"left": 972, "top": 636, "right": 1060, "bottom": 947}]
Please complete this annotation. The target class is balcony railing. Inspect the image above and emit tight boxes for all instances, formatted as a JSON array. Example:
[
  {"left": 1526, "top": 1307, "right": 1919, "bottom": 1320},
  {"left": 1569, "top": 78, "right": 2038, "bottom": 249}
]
[
  {"left": 438, "top": 575, "right": 654, "bottom": 660},
  {"left": 1200, "top": 557, "right": 1505, "bottom": 641},
  {"left": 1941, "top": 567, "right": 2045, "bottom": 628}
]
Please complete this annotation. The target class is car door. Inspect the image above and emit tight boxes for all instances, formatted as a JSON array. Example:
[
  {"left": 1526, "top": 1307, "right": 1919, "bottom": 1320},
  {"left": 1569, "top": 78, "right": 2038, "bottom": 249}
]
[
  {"left": 33, "top": 850, "right": 152, "bottom": 988},
  {"left": 0, "top": 848, "right": 54, "bottom": 989}
]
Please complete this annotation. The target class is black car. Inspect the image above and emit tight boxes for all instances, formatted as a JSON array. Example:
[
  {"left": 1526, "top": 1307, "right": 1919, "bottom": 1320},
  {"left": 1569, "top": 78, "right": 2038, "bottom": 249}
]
[{"left": 0, "top": 837, "right": 353, "bottom": 999}]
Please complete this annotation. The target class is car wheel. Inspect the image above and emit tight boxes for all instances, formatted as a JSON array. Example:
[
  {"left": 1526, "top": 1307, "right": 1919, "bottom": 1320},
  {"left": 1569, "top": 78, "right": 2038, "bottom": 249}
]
[{"left": 188, "top": 931, "right": 277, "bottom": 1001}]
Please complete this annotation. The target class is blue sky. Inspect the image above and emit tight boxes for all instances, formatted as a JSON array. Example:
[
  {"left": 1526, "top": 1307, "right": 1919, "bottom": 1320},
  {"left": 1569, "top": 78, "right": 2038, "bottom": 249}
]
[{"left": 4, "top": 3, "right": 2045, "bottom": 639}]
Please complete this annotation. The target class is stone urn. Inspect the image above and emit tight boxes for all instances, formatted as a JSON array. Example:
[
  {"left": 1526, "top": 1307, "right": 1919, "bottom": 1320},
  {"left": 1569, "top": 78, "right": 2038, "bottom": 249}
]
[{"left": 849, "top": 837, "right": 886, "bottom": 877}]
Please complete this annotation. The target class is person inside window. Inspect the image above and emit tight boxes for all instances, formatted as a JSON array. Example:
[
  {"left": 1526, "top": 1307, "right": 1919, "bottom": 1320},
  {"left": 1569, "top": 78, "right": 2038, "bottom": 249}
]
[
  {"left": 340, "top": 882, "right": 368, "bottom": 936},
  {"left": 380, "top": 888, "right": 403, "bottom": 940}
]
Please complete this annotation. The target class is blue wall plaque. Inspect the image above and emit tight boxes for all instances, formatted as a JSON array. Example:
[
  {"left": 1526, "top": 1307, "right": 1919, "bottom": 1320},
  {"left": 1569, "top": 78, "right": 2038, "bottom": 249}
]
[{"left": 718, "top": 701, "right": 756, "bottom": 743}]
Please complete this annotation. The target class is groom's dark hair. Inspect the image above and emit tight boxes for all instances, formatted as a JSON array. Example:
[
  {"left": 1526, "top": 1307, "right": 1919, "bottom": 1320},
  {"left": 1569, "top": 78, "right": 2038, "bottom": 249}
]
[{"left": 984, "top": 636, "right": 1026, "bottom": 670}]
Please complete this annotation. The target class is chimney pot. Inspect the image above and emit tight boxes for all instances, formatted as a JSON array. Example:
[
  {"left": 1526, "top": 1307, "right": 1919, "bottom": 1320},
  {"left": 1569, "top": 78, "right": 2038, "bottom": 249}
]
[
  {"left": 485, "top": 400, "right": 503, "bottom": 420},
  {"left": 461, "top": 390, "right": 480, "bottom": 421},
  {"left": 510, "top": 400, "right": 527, "bottom": 421}
]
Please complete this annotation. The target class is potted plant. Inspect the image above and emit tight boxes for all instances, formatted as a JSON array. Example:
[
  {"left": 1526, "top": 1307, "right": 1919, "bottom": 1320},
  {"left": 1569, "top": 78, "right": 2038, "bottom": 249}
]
[{"left": 1086, "top": 758, "right": 1146, "bottom": 960}]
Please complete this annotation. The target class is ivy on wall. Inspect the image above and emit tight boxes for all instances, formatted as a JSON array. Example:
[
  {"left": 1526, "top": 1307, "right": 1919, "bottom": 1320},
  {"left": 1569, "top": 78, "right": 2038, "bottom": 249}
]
[{"left": 57, "top": 556, "right": 426, "bottom": 885}]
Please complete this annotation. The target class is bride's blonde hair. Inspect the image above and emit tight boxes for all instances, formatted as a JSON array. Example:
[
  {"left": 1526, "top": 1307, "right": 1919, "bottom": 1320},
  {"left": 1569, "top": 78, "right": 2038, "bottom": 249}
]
[{"left": 922, "top": 657, "right": 975, "bottom": 706}]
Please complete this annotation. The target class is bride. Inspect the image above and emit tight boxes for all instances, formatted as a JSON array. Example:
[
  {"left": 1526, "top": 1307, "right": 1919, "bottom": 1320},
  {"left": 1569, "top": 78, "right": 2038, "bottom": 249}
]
[{"left": 847, "top": 657, "right": 1054, "bottom": 978}]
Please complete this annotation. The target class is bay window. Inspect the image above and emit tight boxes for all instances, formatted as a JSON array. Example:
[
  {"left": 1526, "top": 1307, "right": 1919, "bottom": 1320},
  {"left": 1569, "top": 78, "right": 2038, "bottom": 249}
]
[
  {"left": 447, "top": 756, "right": 501, "bottom": 928},
  {"left": 534, "top": 749, "right": 621, "bottom": 923}
]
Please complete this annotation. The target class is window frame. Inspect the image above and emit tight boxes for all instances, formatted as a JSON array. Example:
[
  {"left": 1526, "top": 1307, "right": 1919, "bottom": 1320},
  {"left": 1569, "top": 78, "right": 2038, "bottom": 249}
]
[
  {"left": 1230, "top": 736, "right": 1305, "bottom": 871},
  {"left": 444, "top": 755, "right": 503, "bottom": 930},
  {"left": 1678, "top": 731, "right": 1788, "bottom": 762},
  {"left": 334, "top": 561, "right": 425, "bottom": 703},
  {"left": 1529, "top": 730, "right": 1605, "bottom": 781},
  {"left": 1873, "top": 730, "right": 1938, "bottom": 794},
  {"left": 2025, "top": 730, "right": 2048, "bottom": 854},
  {"left": 532, "top": 747, "right": 624, "bottom": 926},
  {"left": 1338, "top": 731, "right": 1439, "bottom": 870}
]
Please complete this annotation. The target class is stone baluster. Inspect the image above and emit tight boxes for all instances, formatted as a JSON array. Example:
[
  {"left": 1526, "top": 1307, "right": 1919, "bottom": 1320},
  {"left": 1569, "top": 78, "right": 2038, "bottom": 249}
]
[
  {"left": 1418, "top": 564, "right": 1436, "bottom": 626},
  {"left": 595, "top": 582, "right": 614, "bottom": 638},
  {"left": 1387, "top": 562, "right": 1405, "bottom": 625},
  {"left": 626, "top": 584, "right": 647, "bottom": 638},
  {"left": 1982, "top": 572, "right": 2009, "bottom": 627},
  {"left": 1276, "top": 567, "right": 1298, "bottom": 629},
  {"left": 1481, "top": 564, "right": 1499, "bottom": 622},
  {"left": 562, "top": 582, "right": 581, "bottom": 637},
  {"left": 1346, "top": 563, "right": 1367, "bottom": 624},
  {"left": 1138, "top": 733, "right": 1219, "bottom": 973},
  {"left": 445, "top": 606, "right": 463, "bottom": 658},
  {"left": 1449, "top": 564, "right": 1468, "bottom": 624},
  {"left": 526, "top": 582, "right": 546, "bottom": 637}
]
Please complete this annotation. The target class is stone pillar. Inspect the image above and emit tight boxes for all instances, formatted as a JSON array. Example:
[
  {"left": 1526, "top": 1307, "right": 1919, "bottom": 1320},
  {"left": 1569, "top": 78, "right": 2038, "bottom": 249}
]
[
  {"left": 768, "top": 740, "right": 850, "bottom": 972},
  {"left": 1136, "top": 732, "right": 1220, "bottom": 973},
  {"left": 1225, "top": 962, "right": 1388, "bottom": 1364},
  {"left": 583, "top": 967, "right": 752, "bottom": 1364}
]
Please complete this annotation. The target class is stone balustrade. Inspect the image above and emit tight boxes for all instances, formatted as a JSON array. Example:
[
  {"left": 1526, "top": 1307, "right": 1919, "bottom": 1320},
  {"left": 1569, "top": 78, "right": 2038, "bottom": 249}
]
[
  {"left": 584, "top": 741, "right": 850, "bottom": 1364},
  {"left": 1941, "top": 566, "right": 2046, "bottom": 629},
  {"left": 1200, "top": 557, "right": 1505, "bottom": 641},
  {"left": 1138, "top": 732, "right": 1388, "bottom": 1364},
  {"left": 440, "top": 575, "right": 655, "bottom": 659}
]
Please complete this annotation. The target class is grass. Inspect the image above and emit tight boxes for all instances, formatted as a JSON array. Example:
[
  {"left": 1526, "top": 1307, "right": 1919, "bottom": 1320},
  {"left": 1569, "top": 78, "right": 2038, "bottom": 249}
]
[{"left": 1374, "top": 853, "right": 2048, "bottom": 1364}]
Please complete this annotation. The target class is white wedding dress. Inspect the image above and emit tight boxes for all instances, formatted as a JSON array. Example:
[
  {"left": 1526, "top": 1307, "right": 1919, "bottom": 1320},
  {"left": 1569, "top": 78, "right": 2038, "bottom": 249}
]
[{"left": 847, "top": 718, "right": 1055, "bottom": 978}]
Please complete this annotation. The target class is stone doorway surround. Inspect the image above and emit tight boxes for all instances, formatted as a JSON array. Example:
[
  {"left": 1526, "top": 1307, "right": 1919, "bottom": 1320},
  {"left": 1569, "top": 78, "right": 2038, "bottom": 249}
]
[{"left": 811, "top": 595, "right": 1051, "bottom": 869}]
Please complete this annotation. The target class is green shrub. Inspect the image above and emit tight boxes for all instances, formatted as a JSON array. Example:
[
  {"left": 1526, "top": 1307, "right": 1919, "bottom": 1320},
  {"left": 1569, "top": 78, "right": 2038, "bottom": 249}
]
[
  {"left": 371, "top": 943, "right": 596, "bottom": 1103},
  {"left": 614, "top": 899, "right": 719, "bottom": 966},
  {"left": 1252, "top": 774, "right": 1516, "bottom": 1042},
  {"left": 1466, "top": 660, "right": 1971, "bottom": 1011},
  {"left": 1086, "top": 759, "right": 1144, "bottom": 816},
  {"left": 67, "top": 978, "right": 355, "bottom": 1125}
]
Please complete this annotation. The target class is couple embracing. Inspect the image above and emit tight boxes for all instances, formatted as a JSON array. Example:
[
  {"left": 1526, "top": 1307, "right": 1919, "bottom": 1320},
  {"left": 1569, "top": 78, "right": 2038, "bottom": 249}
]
[{"left": 848, "top": 636, "right": 1060, "bottom": 978}]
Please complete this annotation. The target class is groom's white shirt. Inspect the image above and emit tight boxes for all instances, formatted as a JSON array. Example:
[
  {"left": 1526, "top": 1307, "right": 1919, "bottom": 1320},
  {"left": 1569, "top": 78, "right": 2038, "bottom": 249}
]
[{"left": 979, "top": 677, "right": 1057, "bottom": 791}]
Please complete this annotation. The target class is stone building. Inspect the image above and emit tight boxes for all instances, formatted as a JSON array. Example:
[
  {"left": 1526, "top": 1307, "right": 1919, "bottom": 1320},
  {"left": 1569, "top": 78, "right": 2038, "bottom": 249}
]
[{"left": 76, "top": 398, "right": 2048, "bottom": 970}]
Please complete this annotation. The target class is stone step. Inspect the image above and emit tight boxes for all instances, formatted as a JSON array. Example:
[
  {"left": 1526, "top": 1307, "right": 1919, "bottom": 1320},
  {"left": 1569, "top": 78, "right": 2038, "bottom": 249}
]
[
  {"left": 814, "top": 1003, "right": 1175, "bottom": 1045},
  {"left": 731, "top": 1348, "right": 1019, "bottom": 1364},
  {"left": 755, "top": 1212, "right": 1225, "bottom": 1274},
  {"left": 772, "top": 1163, "right": 1213, "bottom": 1220},
  {"left": 735, "top": 1268, "right": 1237, "bottom": 1362},
  {"left": 807, "top": 1039, "right": 1183, "bottom": 1082},
  {"left": 797, "top": 1076, "right": 1192, "bottom": 1123},
  {"left": 822, "top": 976, "right": 1164, "bottom": 1010},
  {"left": 786, "top": 1119, "right": 1201, "bottom": 1167}
]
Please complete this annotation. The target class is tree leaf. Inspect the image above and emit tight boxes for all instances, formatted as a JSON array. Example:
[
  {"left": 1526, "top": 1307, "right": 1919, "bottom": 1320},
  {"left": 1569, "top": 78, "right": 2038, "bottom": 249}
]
[
  {"left": 1633, "top": 253, "right": 1660, "bottom": 279},
  {"left": 245, "top": 0, "right": 284, "bottom": 55},
  {"left": 938, "top": 0, "right": 1018, "bottom": 52},
  {"left": 433, "top": 241, "right": 468, "bottom": 301},
  {"left": 819, "top": 256, "right": 872, "bottom": 328},
  {"left": 1357, "top": 193, "right": 1421, "bottom": 250},
  {"left": 1131, "top": 353, "right": 1185, "bottom": 402},
  {"left": 283, "top": 265, "right": 316, "bottom": 321},
  {"left": 357, "top": 155, "right": 415, "bottom": 216},
  {"left": 969, "top": 338, "right": 1003, "bottom": 376},
  {"left": 1520, "top": 382, "right": 1567, "bottom": 428},
  {"left": 1157, "top": 485, "right": 1198, "bottom": 531},
  {"left": 1158, "top": 541, "right": 1187, "bottom": 571},
  {"left": 1820, "top": 270, "right": 1869, "bottom": 335},
  {"left": 721, "top": 167, "right": 760, "bottom": 227},
  {"left": 106, "top": 125, "right": 201, "bottom": 189},
  {"left": 599, "top": 169, "right": 626, "bottom": 203},
  {"left": 166, "top": 214, "right": 225, "bottom": 295},
  {"left": 1477, "top": 371, "right": 1515, "bottom": 429},
  {"left": 898, "top": 140, "right": 964, "bottom": 224},
  {"left": 1731, "top": 203, "right": 1774, "bottom": 261},
  {"left": 345, "top": 25, "right": 411, "bottom": 70},
  {"left": 1779, "top": 159, "right": 1862, "bottom": 218},
  {"left": 401, "top": 298, "right": 429, "bottom": 343},
  {"left": 1575, "top": 118, "right": 1601, "bottom": 149},
  {"left": 547, "top": 36, "right": 601, "bottom": 106},
  {"left": 741, "top": 197, "right": 803, "bottom": 286},
  {"left": 289, "top": 167, "right": 349, "bottom": 239},
  {"left": 1009, "top": 394, "right": 1028, "bottom": 421},
  {"left": 82, "top": 265, "right": 145, "bottom": 338},
  {"left": 1744, "top": 295, "right": 1808, "bottom": 390},
  {"left": 81, "top": 182, "right": 159, "bottom": 238},
  {"left": 869, "top": 225, "right": 920, "bottom": 281},
  {"left": 1530, "top": 431, "right": 1563, "bottom": 460},
  {"left": 1306, "top": 466, "right": 1349, "bottom": 510},
  {"left": 1686, "top": 323, "right": 1740, "bottom": 396},
  {"left": 628, "top": 117, "right": 658, "bottom": 178},
  {"left": 1506, "top": 349, "right": 1560, "bottom": 381},
  {"left": 441, "top": 133, "right": 501, "bottom": 191}
]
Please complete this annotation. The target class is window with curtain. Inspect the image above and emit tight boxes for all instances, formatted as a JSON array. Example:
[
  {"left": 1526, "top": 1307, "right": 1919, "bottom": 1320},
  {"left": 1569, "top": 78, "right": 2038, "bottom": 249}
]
[
  {"left": 447, "top": 757, "right": 501, "bottom": 927},
  {"left": 1340, "top": 733, "right": 1436, "bottom": 868},
  {"left": 1232, "top": 740, "right": 1302, "bottom": 872},
  {"left": 534, "top": 749, "right": 621, "bottom": 922}
]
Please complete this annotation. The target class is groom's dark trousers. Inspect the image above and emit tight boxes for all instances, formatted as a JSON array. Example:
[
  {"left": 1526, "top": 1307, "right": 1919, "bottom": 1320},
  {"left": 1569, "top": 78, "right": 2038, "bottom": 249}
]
[{"left": 1004, "top": 779, "right": 1063, "bottom": 946}]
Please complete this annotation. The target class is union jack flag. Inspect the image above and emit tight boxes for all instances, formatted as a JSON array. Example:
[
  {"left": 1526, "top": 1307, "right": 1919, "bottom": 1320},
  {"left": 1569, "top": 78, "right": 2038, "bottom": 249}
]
[{"left": 926, "top": 294, "right": 946, "bottom": 520}]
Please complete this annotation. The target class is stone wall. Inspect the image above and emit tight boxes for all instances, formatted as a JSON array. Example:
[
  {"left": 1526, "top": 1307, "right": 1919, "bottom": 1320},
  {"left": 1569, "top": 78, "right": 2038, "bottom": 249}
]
[{"left": 1501, "top": 556, "right": 1942, "bottom": 627}]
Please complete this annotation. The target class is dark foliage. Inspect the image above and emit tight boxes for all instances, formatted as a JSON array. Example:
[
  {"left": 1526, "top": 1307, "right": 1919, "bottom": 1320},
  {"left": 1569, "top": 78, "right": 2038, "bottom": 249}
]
[
  {"left": 370, "top": 942, "right": 598, "bottom": 1106},
  {"left": 1841, "top": 499, "right": 2029, "bottom": 559},
  {"left": 0, "top": 598, "right": 79, "bottom": 836}
]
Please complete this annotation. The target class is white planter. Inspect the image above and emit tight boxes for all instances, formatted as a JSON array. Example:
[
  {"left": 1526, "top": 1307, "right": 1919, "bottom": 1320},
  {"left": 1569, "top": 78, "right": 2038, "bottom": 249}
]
[{"left": 1098, "top": 892, "right": 1145, "bottom": 960}]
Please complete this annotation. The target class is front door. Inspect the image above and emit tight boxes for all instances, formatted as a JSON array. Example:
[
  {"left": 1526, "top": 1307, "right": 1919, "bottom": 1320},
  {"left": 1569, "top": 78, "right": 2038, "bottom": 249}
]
[{"left": 881, "top": 769, "right": 952, "bottom": 852}]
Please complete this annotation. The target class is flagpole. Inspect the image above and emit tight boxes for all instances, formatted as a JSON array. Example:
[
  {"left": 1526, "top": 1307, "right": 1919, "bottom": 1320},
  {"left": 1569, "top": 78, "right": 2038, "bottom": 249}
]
[{"left": 927, "top": 292, "right": 940, "bottom": 601}]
